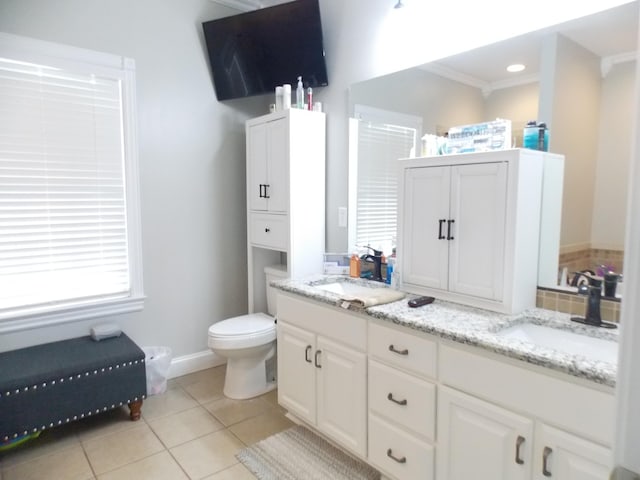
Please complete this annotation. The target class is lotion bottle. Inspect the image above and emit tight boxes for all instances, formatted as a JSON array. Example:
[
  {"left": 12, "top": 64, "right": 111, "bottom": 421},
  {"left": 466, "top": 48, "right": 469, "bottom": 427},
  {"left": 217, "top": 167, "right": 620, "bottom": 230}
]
[{"left": 296, "top": 76, "right": 304, "bottom": 109}]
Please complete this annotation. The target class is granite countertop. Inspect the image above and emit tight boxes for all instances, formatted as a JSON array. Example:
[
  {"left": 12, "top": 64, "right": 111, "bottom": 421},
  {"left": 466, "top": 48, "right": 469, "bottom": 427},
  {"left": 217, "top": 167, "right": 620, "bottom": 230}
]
[{"left": 272, "top": 275, "right": 619, "bottom": 387}]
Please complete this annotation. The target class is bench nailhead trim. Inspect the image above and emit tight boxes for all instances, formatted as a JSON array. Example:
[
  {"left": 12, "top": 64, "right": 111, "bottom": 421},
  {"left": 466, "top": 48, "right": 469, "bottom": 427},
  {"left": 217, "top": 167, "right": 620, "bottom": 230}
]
[{"left": 2, "top": 357, "right": 145, "bottom": 397}]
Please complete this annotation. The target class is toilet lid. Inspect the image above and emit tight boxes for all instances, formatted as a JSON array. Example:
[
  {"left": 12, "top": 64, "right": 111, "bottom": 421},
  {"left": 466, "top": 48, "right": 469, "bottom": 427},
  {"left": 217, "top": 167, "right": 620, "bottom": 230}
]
[{"left": 208, "top": 313, "right": 275, "bottom": 338}]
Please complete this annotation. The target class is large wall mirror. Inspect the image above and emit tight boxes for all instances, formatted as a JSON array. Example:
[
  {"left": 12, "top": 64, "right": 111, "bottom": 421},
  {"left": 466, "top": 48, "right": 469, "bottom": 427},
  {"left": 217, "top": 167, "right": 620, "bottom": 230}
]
[{"left": 348, "top": 1, "right": 638, "bottom": 295}]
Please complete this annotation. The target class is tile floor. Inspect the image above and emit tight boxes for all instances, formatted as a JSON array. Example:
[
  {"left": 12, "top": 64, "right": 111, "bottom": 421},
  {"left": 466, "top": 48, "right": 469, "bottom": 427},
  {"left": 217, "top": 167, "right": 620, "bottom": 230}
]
[{"left": 0, "top": 366, "right": 295, "bottom": 480}]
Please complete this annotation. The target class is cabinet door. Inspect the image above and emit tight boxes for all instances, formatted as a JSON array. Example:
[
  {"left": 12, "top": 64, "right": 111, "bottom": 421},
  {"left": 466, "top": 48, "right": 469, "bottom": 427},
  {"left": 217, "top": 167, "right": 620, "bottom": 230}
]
[
  {"left": 533, "top": 424, "right": 611, "bottom": 480},
  {"left": 449, "top": 162, "right": 507, "bottom": 300},
  {"left": 401, "top": 166, "right": 450, "bottom": 290},
  {"left": 276, "top": 322, "right": 316, "bottom": 425},
  {"left": 437, "top": 386, "right": 533, "bottom": 480},
  {"left": 247, "top": 121, "right": 269, "bottom": 211},
  {"left": 265, "top": 118, "right": 288, "bottom": 213},
  {"left": 247, "top": 119, "right": 288, "bottom": 213},
  {"left": 316, "top": 335, "right": 367, "bottom": 457}
]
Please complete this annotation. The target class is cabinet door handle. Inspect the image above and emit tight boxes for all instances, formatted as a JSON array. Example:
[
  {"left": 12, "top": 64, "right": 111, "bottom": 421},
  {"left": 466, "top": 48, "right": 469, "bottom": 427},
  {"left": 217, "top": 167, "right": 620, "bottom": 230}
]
[
  {"left": 447, "top": 219, "right": 455, "bottom": 240},
  {"left": 438, "top": 219, "right": 446, "bottom": 239},
  {"left": 542, "top": 446, "right": 553, "bottom": 477},
  {"left": 388, "top": 345, "right": 409, "bottom": 356},
  {"left": 314, "top": 350, "right": 322, "bottom": 368},
  {"left": 304, "top": 345, "right": 312, "bottom": 363},
  {"left": 387, "top": 393, "right": 408, "bottom": 406},
  {"left": 263, "top": 184, "right": 270, "bottom": 199},
  {"left": 259, "top": 184, "right": 265, "bottom": 198},
  {"left": 386, "top": 448, "right": 407, "bottom": 464},
  {"left": 515, "top": 435, "right": 525, "bottom": 465}
]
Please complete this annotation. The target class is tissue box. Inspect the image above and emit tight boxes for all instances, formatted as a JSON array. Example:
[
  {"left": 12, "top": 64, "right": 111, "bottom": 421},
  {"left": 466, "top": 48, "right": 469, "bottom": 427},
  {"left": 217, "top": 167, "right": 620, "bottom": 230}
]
[{"left": 323, "top": 253, "right": 350, "bottom": 275}]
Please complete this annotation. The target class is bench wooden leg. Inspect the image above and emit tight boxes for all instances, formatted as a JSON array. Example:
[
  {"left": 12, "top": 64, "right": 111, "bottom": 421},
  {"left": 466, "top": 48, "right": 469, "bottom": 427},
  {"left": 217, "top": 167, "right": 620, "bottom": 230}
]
[{"left": 128, "top": 399, "right": 143, "bottom": 421}]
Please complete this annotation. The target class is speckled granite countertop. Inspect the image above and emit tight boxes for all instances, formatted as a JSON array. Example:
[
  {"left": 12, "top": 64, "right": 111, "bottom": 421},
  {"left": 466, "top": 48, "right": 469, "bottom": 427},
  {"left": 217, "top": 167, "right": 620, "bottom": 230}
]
[{"left": 272, "top": 275, "right": 619, "bottom": 388}]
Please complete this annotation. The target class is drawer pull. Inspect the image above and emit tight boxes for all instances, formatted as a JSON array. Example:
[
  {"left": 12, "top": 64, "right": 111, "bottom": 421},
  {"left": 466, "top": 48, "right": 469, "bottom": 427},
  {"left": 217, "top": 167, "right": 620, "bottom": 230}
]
[
  {"left": 314, "top": 350, "right": 322, "bottom": 368},
  {"left": 515, "top": 435, "right": 525, "bottom": 465},
  {"left": 387, "top": 393, "right": 407, "bottom": 406},
  {"left": 304, "top": 345, "right": 312, "bottom": 363},
  {"left": 386, "top": 448, "right": 407, "bottom": 464},
  {"left": 542, "top": 446, "right": 553, "bottom": 477},
  {"left": 388, "top": 345, "right": 409, "bottom": 356},
  {"left": 265, "top": 227, "right": 270, "bottom": 233}
]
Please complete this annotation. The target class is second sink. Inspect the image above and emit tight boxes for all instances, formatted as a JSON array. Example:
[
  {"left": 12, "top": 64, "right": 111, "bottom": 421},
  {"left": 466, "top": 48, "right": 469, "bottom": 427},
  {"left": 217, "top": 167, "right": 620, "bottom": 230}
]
[{"left": 496, "top": 322, "right": 618, "bottom": 364}]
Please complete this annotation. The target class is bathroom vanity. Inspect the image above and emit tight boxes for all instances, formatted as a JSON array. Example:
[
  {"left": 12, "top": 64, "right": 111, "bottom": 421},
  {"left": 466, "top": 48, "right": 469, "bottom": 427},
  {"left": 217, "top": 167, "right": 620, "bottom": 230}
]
[{"left": 273, "top": 277, "right": 616, "bottom": 480}]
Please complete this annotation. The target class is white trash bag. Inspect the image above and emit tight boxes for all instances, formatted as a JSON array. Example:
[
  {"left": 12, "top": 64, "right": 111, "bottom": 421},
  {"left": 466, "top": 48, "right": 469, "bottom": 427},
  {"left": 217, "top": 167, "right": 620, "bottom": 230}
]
[{"left": 142, "top": 346, "right": 172, "bottom": 396}]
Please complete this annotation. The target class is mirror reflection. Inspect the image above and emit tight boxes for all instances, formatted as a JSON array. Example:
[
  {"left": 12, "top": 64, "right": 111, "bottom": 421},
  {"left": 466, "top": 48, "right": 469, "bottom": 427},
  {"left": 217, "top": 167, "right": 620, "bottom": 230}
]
[{"left": 348, "top": 1, "right": 638, "bottom": 295}]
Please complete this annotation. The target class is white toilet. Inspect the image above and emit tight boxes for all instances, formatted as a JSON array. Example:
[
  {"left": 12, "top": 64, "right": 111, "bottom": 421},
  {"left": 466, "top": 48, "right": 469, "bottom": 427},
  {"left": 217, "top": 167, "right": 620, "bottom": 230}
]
[{"left": 208, "top": 265, "right": 286, "bottom": 399}]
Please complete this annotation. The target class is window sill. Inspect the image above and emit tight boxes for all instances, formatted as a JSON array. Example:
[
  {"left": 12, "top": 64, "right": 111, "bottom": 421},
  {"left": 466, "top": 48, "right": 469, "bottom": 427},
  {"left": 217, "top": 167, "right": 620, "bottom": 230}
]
[{"left": 0, "top": 295, "right": 145, "bottom": 334}]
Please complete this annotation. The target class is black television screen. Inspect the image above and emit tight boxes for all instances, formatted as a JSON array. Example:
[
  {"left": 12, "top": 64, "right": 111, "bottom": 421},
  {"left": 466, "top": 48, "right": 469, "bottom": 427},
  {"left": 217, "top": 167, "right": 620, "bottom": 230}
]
[{"left": 202, "top": 0, "right": 329, "bottom": 101}]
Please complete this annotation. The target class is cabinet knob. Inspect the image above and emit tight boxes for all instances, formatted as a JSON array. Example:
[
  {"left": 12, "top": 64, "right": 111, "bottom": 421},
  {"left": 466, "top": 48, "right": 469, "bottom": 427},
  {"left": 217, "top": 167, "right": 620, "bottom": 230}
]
[{"left": 265, "top": 227, "right": 270, "bottom": 233}]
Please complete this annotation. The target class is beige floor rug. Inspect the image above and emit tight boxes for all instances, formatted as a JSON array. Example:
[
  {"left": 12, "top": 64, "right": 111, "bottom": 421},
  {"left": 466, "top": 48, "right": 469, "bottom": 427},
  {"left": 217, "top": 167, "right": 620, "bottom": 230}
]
[{"left": 237, "top": 425, "right": 380, "bottom": 480}]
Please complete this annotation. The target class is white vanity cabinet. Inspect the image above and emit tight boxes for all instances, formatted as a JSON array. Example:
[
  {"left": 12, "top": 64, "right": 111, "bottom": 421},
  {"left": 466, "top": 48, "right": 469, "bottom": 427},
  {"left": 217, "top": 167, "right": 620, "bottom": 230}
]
[
  {"left": 398, "top": 149, "right": 563, "bottom": 314},
  {"left": 276, "top": 294, "right": 368, "bottom": 457},
  {"left": 437, "top": 344, "right": 613, "bottom": 480},
  {"left": 245, "top": 109, "right": 325, "bottom": 313},
  {"left": 367, "top": 321, "right": 437, "bottom": 480}
]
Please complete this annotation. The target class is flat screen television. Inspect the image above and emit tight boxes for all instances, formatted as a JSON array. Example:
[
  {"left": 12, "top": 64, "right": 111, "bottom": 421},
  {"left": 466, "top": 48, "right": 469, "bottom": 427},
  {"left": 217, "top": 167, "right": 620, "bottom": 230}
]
[{"left": 202, "top": 0, "right": 329, "bottom": 101}]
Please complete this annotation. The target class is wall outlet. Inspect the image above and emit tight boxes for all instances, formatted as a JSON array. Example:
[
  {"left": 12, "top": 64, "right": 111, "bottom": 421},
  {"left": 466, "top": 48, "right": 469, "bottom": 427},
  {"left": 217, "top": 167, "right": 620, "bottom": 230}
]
[{"left": 338, "top": 206, "right": 348, "bottom": 227}]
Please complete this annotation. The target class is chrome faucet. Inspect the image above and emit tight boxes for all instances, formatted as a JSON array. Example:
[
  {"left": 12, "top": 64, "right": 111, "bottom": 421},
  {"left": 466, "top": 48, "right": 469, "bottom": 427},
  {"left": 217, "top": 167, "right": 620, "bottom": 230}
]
[{"left": 360, "top": 246, "right": 384, "bottom": 282}]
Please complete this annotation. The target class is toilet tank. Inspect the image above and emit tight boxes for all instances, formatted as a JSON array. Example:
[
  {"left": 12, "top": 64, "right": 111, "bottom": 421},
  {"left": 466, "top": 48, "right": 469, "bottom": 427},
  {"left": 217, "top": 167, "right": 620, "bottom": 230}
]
[{"left": 264, "top": 265, "right": 288, "bottom": 316}]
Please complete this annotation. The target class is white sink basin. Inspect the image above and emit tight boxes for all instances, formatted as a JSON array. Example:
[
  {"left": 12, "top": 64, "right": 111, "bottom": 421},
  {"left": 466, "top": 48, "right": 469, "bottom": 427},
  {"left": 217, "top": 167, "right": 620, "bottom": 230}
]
[
  {"left": 497, "top": 323, "right": 618, "bottom": 364},
  {"left": 315, "top": 282, "right": 384, "bottom": 297}
]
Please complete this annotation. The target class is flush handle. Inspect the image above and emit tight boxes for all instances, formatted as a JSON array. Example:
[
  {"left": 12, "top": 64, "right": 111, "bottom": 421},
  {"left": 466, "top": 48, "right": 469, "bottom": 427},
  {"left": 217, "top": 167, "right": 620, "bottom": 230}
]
[
  {"left": 304, "top": 345, "right": 312, "bottom": 363},
  {"left": 515, "top": 435, "right": 525, "bottom": 465},
  {"left": 314, "top": 350, "right": 322, "bottom": 368},
  {"left": 388, "top": 345, "right": 409, "bottom": 356},
  {"left": 387, "top": 449, "right": 407, "bottom": 464},
  {"left": 542, "top": 446, "right": 553, "bottom": 477},
  {"left": 387, "top": 393, "right": 408, "bottom": 406}
]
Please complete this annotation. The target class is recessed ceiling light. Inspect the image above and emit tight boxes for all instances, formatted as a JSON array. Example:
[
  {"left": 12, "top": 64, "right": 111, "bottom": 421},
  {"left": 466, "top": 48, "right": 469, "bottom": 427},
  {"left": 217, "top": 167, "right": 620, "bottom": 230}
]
[{"left": 507, "top": 63, "right": 526, "bottom": 73}]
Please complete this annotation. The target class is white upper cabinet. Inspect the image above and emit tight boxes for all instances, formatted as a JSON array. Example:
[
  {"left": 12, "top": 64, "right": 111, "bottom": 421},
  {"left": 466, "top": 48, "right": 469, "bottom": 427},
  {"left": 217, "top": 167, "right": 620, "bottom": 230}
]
[
  {"left": 247, "top": 116, "right": 288, "bottom": 213},
  {"left": 398, "top": 149, "right": 562, "bottom": 314}
]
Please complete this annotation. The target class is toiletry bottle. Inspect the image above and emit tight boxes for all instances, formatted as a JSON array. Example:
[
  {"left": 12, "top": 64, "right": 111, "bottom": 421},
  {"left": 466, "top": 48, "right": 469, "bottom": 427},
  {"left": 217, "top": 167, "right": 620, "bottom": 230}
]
[
  {"left": 537, "top": 122, "right": 549, "bottom": 151},
  {"left": 307, "top": 87, "right": 313, "bottom": 111},
  {"left": 275, "top": 86, "right": 283, "bottom": 111},
  {"left": 296, "top": 76, "right": 304, "bottom": 109},
  {"left": 349, "top": 253, "right": 361, "bottom": 278},
  {"left": 283, "top": 84, "right": 291, "bottom": 109},
  {"left": 385, "top": 257, "right": 394, "bottom": 285},
  {"left": 523, "top": 121, "right": 538, "bottom": 149}
]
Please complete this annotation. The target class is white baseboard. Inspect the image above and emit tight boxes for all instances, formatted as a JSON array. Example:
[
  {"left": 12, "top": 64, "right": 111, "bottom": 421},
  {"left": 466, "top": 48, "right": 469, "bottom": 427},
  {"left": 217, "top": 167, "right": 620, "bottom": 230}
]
[{"left": 167, "top": 349, "right": 226, "bottom": 379}]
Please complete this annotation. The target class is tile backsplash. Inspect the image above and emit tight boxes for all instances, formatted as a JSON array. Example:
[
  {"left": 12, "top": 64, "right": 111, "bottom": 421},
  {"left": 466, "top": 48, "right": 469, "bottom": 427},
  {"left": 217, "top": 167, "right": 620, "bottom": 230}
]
[{"left": 536, "top": 288, "right": 620, "bottom": 323}]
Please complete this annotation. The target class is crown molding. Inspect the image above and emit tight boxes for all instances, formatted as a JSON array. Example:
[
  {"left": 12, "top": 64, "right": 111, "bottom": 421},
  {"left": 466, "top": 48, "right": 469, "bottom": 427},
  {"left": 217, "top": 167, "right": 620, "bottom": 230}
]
[
  {"left": 209, "top": 0, "right": 263, "bottom": 11},
  {"left": 601, "top": 51, "right": 637, "bottom": 78}
]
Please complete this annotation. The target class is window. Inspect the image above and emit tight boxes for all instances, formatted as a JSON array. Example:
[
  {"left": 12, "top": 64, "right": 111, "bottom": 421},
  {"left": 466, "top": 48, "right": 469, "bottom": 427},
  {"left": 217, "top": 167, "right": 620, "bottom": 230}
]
[
  {"left": 0, "top": 33, "right": 144, "bottom": 332},
  {"left": 348, "top": 105, "right": 421, "bottom": 256}
]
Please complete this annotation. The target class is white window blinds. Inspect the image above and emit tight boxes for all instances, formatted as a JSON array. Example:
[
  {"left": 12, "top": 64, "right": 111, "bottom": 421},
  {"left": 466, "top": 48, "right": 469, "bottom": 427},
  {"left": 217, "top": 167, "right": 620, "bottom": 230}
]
[
  {"left": 0, "top": 34, "right": 143, "bottom": 328},
  {"left": 350, "top": 106, "right": 420, "bottom": 256}
]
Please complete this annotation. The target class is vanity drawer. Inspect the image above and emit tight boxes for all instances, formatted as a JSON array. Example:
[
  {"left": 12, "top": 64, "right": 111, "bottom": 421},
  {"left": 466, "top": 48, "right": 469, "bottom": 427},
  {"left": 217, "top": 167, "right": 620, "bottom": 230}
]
[
  {"left": 368, "top": 413, "right": 434, "bottom": 480},
  {"left": 368, "top": 321, "right": 437, "bottom": 379},
  {"left": 368, "top": 359, "right": 436, "bottom": 441},
  {"left": 250, "top": 213, "right": 288, "bottom": 250}
]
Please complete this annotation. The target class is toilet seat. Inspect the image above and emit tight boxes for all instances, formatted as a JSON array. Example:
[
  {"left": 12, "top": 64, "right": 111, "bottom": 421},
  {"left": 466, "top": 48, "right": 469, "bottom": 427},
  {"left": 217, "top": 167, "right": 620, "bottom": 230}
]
[{"left": 208, "top": 313, "right": 276, "bottom": 349}]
